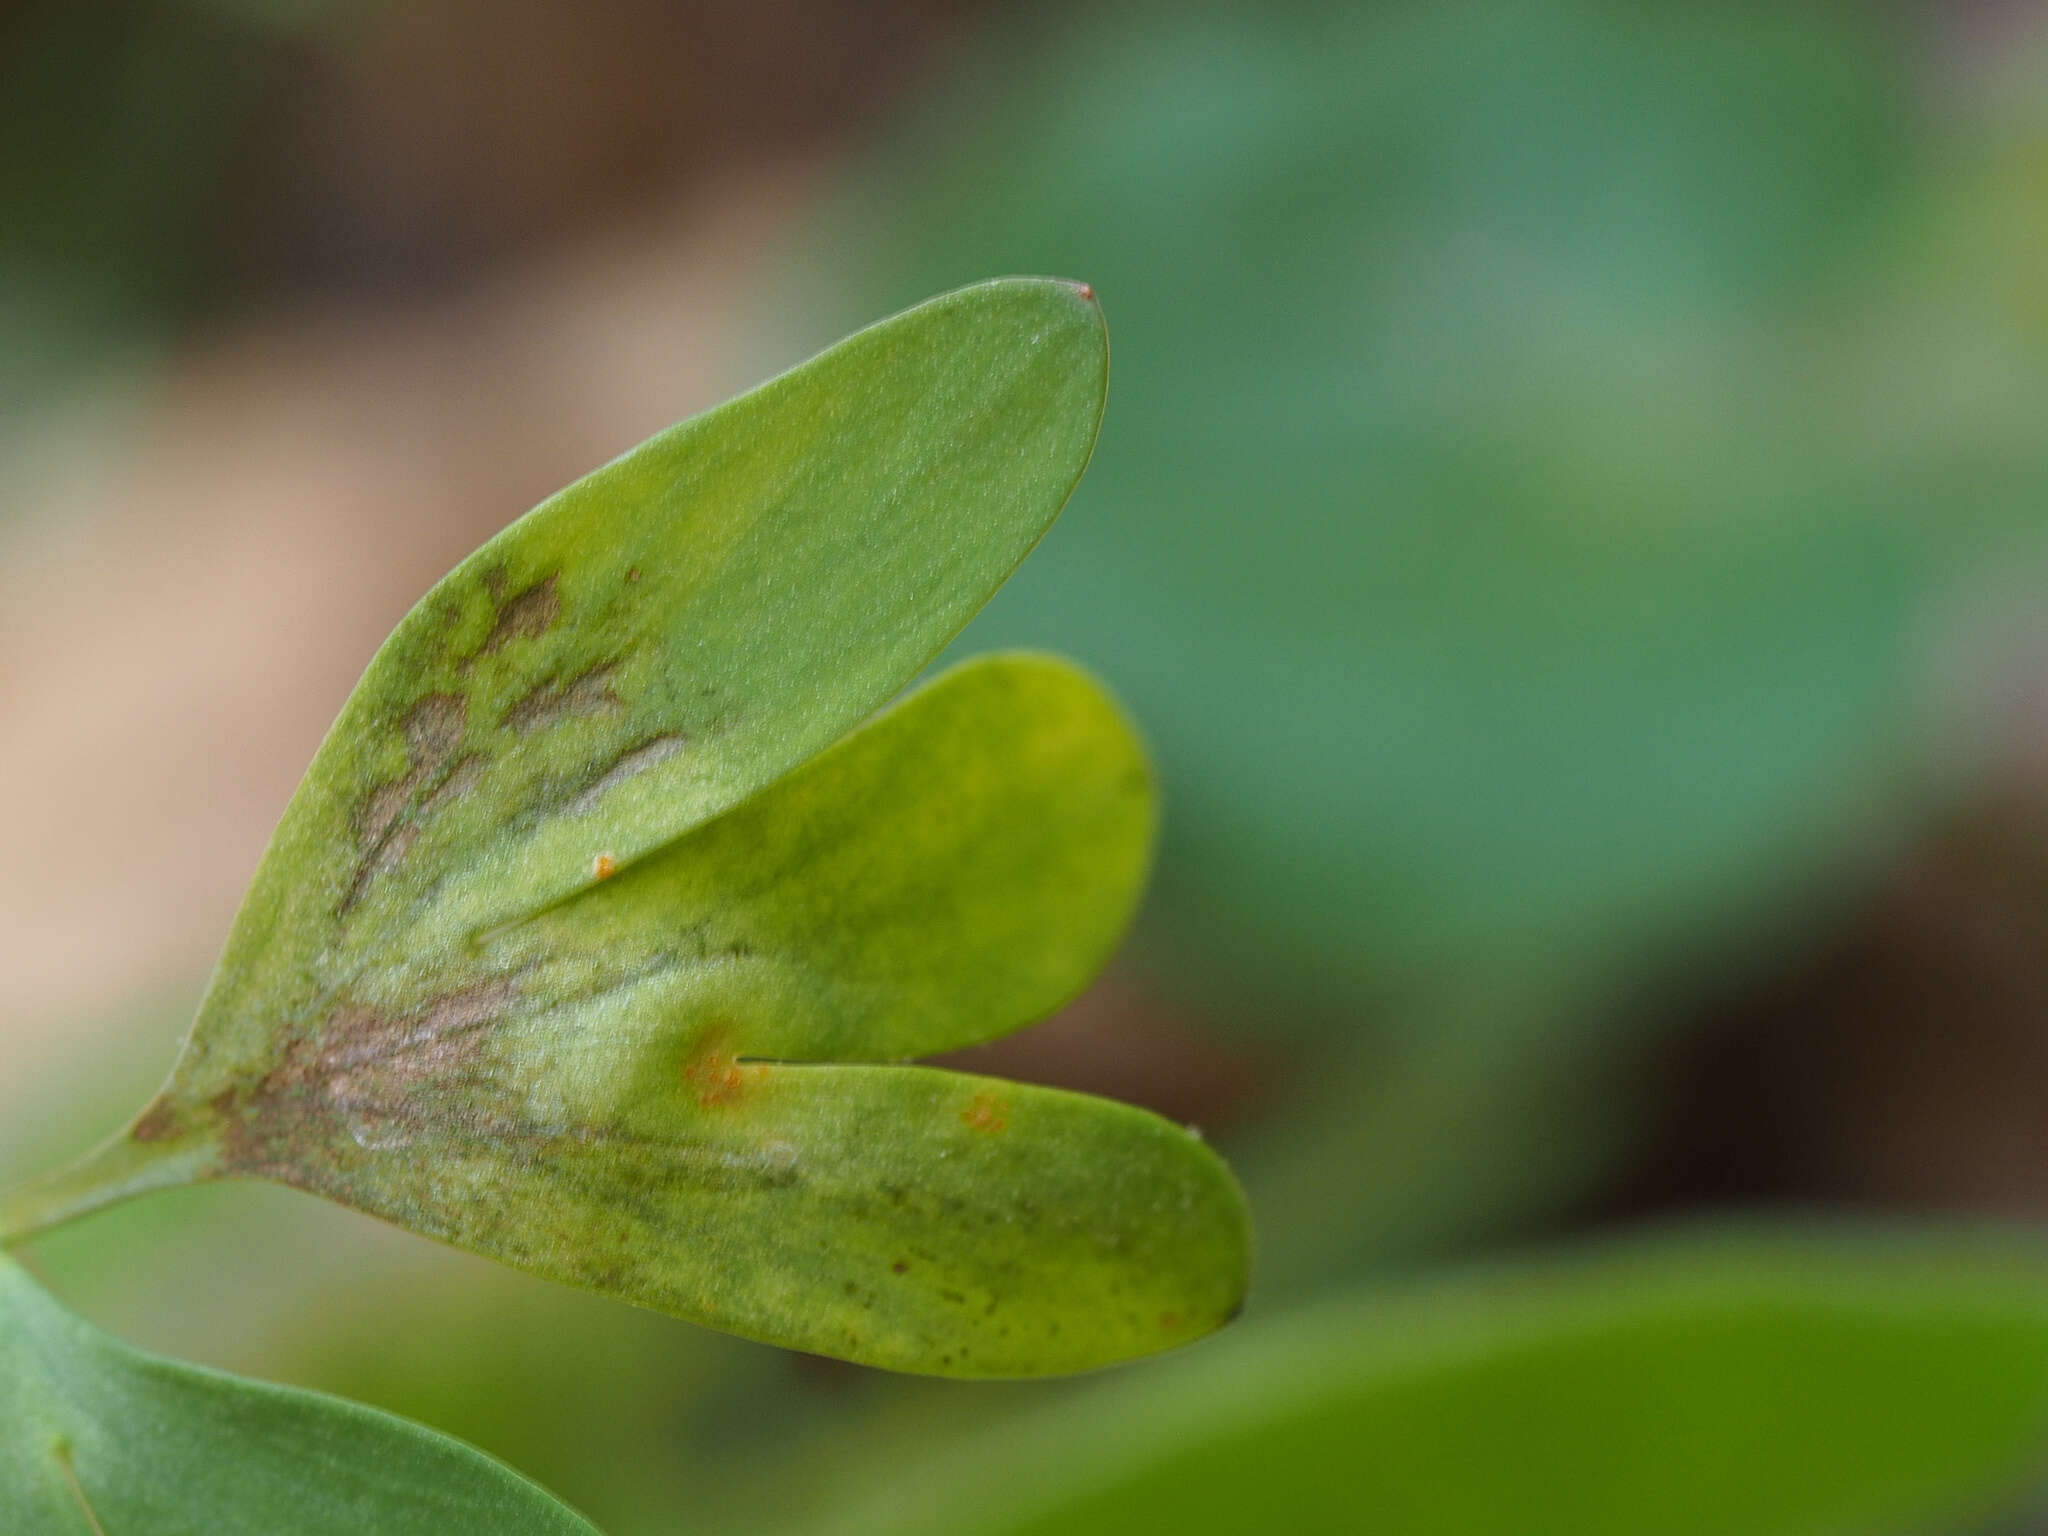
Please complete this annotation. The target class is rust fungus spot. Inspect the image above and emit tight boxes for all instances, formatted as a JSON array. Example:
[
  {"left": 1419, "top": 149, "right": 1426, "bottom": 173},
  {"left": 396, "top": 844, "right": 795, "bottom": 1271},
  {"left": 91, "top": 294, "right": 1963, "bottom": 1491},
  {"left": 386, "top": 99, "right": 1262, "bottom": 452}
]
[
  {"left": 592, "top": 852, "right": 619, "bottom": 880},
  {"left": 961, "top": 1093, "right": 1009, "bottom": 1135},
  {"left": 626, "top": 567, "right": 642, "bottom": 583},
  {"left": 683, "top": 1032, "right": 749, "bottom": 1108},
  {"left": 479, "top": 573, "right": 561, "bottom": 656},
  {"left": 891, "top": 1260, "right": 909, "bottom": 1275}
]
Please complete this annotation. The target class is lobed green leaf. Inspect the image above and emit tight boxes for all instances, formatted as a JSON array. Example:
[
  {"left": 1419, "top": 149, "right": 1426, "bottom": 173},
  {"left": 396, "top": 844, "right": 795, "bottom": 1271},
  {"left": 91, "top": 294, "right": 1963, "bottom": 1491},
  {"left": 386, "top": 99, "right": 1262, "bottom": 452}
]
[
  {"left": 37, "top": 278, "right": 1251, "bottom": 1375},
  {"left": 0, "top": 1253, "right": 598, "bottom": 1535},
  {"left": 171, "top": 275, "right": 1112, "bottom": 1109}
]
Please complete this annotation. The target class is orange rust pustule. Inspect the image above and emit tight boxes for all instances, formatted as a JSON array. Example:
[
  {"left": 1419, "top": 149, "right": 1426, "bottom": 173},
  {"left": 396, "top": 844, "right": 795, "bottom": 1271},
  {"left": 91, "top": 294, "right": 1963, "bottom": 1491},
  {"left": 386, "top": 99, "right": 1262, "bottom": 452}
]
[
  {"left": 960, "top": 1094, "right": 1009, "bottom": 1134},
  {"left": 682, "top": 1031, "right": 753, "bottom": 1108}
]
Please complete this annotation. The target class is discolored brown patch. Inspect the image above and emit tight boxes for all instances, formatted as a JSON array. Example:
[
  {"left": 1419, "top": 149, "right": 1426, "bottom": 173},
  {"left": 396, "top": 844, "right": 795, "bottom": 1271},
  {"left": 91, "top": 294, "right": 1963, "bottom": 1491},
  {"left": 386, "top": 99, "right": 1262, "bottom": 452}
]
[
  {"left": 505, "top": 663, "right": 622, "bottom": 733},
  {"left": 402, "top": 693, "right": 468, "bottom": 776},
  {"left": 342, "top": 695, "right": 475, "bottom": 913},
  {"left": 423, "top": 754, "right": 485, "bottom": 813},
  {"left": 130, "top": 1099, "right": 182, "bottom": 1144},
  {"left": 478, "top": 573, "right": 560, "bottom": 656},
  {"left": 354, "top": 777, "right": 412, "bottom": 847},
  {"left": 223, "top": 979, "right": 519, "bottom": 1173},
  {"left": 568, "top": 732, "right": 687, "bottom": 814},
  {"left": 960, "top": 1093, "right": 1009, "bottom": 1134}
]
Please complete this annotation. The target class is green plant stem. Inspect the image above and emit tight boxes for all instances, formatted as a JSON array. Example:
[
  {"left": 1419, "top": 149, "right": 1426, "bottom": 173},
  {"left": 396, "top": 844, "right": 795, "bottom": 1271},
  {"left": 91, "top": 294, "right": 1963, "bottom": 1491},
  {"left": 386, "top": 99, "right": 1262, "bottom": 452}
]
[{"left": 0, "top": 1132, "right": 213, "bottom": 1249}]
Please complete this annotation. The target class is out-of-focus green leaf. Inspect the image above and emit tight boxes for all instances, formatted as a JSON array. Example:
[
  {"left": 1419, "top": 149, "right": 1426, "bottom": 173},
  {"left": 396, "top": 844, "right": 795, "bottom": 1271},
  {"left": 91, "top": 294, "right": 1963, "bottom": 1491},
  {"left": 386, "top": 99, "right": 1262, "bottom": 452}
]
[
  {"left": 810, "top": 1231, "right": 2048, "bottom": 1536},
  {"left": 0, "top": 1251, "right": 597, "bottom": 1535},
  {"left": 785, "top": 0, "right": 2048, "bottom": 1021},
  {"left": 3, "top": 279, "right": 1251, "bottom": 1376}
]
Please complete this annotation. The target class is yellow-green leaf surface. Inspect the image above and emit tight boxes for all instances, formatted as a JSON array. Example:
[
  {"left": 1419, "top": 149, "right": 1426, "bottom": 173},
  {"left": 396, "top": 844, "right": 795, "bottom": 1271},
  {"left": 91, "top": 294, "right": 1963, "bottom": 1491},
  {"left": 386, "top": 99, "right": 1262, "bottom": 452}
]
[
  {"left": 813, "top": 1231, "right": 2048, "bottom": 1536},
  {"left": 6, "top": 279, "right": 1251, "bottom": 1376},
  {"left": 0, "top": 1254, "right": 598, "bottom": 1535}
]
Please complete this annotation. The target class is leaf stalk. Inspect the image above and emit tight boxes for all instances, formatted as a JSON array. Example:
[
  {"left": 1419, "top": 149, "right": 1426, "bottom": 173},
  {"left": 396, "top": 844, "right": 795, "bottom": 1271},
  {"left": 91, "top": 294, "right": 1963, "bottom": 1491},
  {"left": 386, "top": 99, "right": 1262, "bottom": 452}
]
[{"left": 0, "top": 1130, "right": 213, "bottom": 1249}]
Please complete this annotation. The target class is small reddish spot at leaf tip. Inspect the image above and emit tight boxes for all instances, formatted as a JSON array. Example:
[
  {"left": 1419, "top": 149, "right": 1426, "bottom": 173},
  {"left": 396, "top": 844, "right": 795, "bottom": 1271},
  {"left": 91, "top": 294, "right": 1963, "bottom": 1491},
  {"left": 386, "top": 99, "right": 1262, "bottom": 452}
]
[
  {"left": 1074, "top": 281, "right": 1096, "bottom": 302},
  {"left": 1185, "top": 1123, "right": 1204, "bottom": 1141},
  {"left": 592, "top": 852, "right": 619, "bottom": 880},
  {"left": 960, "top": 1093, "right": 1009, "bottom": 1134}
]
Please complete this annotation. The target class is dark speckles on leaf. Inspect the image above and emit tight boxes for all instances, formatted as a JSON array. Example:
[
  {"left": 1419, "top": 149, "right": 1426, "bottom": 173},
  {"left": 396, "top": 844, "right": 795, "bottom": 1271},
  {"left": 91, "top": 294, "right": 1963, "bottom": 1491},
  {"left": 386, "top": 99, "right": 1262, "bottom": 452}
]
[{"left": 478, "top": 574, "right": 561, "bottom": 656}]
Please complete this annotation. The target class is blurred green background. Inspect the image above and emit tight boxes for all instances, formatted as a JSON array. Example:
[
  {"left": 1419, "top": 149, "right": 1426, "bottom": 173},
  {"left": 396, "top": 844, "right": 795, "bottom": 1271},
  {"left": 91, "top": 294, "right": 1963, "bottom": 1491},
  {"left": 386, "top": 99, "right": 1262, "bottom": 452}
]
[{"left": 15, "top": 1, "right": 2048, "bottom": 1531}]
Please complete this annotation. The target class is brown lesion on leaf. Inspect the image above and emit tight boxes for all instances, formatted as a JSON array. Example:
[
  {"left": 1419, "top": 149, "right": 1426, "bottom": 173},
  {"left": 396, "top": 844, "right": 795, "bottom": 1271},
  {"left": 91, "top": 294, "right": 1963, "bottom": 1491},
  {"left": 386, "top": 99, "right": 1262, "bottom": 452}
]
[
  {"left": 961, "top": 1093, "right": 1009, "bottom": 1134},
  {"left": 424, "top": 753, "right": 485, "bottom": 813},
  {"left": 478, "top": 573, "right": 561, "bottom": 656},
  {"left": 223, "top": 979, "right": 519, "bottom": 1174},
  {"left": 505, "top": 662, "right": 623, "bottom": 734},
  {"left": 568, "top": 732, "right": 687, "bottom": 815},
  {"left": 354, "top": 777, "right": 412, "bottom": 849},
  {"left": 403, "top": 693, "right": 467, "bottom": 775},
  {"left": 129, "top": 1098, "right": 183, "bottom": 1144},
  {"left": 341, "top": 694, "right": 474, "bottom": 915}
]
